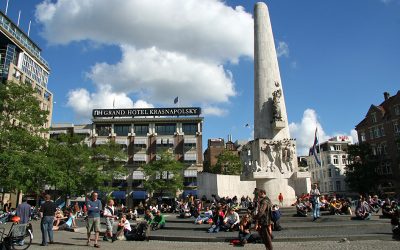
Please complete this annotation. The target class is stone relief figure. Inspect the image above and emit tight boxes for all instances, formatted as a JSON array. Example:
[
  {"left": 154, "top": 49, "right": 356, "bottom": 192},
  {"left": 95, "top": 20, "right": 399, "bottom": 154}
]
[
  {"left": 282, "top": 144, "right": 294, "bottom": 172},
  {"left": 240, "top": 148, "right": 253, "bottom": 176},
  {"left": 254, "top": 160, "right": 262, "bottom": 172},
  {"left": 272, "top": 89, "right": 282, "bottom": 121},
  {"left": 261, "top": 143, "right": 276, "bottom": 172},
  {"left": 274, "top": 141, "right": 285, "bottom": 174}
]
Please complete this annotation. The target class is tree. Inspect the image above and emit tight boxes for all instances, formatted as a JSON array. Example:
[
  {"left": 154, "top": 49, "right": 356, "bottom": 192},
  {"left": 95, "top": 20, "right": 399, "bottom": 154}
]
[
  {"left": 142, "top": 150, "right": 184, "bottom": 197},
  {"left": 345, "top": 143, "right": 380, "bottom": 194},
  {"left": 47, "top": 136, "right": 128, "bottom": 198},
  {"left": 213, "top": 149, "right": 242, "bottom": 175},
  {"left": 0, "top": 80, "right": 51, "bottom": 195}
]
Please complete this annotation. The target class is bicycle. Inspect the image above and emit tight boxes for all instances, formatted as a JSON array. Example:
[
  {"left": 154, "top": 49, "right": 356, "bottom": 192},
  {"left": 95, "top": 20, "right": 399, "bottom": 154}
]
[{"left": 0, "top": 216, "right": 33, "bottom": 250}]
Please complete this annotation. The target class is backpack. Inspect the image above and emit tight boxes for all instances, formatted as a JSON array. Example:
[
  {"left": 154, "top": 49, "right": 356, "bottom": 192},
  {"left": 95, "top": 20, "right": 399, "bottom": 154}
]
[{"left": 126, "top": 221, "right": 150, "bottom": 241}]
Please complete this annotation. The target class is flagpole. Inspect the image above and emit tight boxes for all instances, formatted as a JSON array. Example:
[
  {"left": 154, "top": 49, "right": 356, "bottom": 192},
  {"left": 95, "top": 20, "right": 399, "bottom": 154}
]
[
  {"left": 5, "top": 0, "right": 9, "bottom": 15},
  {"left": 317, "top": 125, "right": 323, "bottom": 167}
]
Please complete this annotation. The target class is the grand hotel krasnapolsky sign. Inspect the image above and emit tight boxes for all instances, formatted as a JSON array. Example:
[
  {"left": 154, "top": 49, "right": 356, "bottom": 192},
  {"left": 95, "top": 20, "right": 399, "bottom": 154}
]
[{"left": 92, "top": 107, "right": 201, "bottom": 118}]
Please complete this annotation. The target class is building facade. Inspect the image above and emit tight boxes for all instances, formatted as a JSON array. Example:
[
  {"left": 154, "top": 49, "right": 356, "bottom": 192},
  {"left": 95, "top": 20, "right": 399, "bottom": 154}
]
[
  {"left": 0, "top": 11, "right": 52, "bottom": 207},
  {"left": 50, "top": 108, "right": 204, "bottom": 205},
  {"left": 0, "top": 10, "right": 52, "bottom": 130},
  {"left": 355, "top": 91, "right": 400, "bottom": 193},
  {"left": 203, "top": 136, "right": 244, "bottom": 173},
  {"left": 307, "top": 136, "right": 353, "bottom": 195}
]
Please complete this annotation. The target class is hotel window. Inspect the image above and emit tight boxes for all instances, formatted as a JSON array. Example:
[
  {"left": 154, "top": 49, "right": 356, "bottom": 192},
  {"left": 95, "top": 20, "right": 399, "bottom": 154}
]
[
  {"left": 360, "top": 132, "right": 366, "bottom": 142},
  {"left": 333, "top": 155, "right": 339, "bottom": 165},
  {"left": 182, "top": 123, "right": 197, "bottom": 135},
  {"left": 336, "top": 181, "right": 341, "bottom": 192},
  {"left": 369, "top": 129, "right": 374, "bottom": 139},
  {"left": 380, "top": 125, "right": 385, "bottom": 136},
  {"left": 371, "top": 113, "right": 377, "bottom": 123},
  {"left": 395, "top": 105, "right": 400, "bottom": 116},
  {"left": 96, "top": 125, "right": 111, "bottom": 136},
  {"left": 371, "top": 145, "right": 377, "bottom": 156},
  {"left": 385, "top": 162, "right": 392, "bottom": 174},
  {"left": 334, "top": 145, "right": 341, "bottom": 151},
  {"left": 394, "top": 121, "right": 399, "bottom": 134},
  {"left": 155, "top": 124, "right": 176, "bottom": 135},
  {"left": 335, "top": 168, "right": 340, "bottom": 176},
  {"left": 374, "top": 127, "right": 380, "bottom": 138},
  {"left": 382, "top": 143, "right": 387, "bottom": 155},
  {"left": 114, "top": 124, "right": 130, "bottom": 136},
  {"left": 134, "top": 124, "right": 149, "bottom": 136},
  {"left": 328, "top": 169, "right": 332, "bottom": 177},
  {"left": 376, "top": 144, "right": 382, "bottom": 155},
  {"left": 341, "top": 155, "right": 347, "bottom": 165}
]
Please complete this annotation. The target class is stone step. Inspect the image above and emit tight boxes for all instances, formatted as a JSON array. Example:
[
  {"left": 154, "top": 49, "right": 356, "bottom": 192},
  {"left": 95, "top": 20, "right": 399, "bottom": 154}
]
[
  {"left": 148, "top": 234, "right": 393, "bottom": 243},
  {"left": 148, "top": 222, "right": 393, "bottom": 242}
]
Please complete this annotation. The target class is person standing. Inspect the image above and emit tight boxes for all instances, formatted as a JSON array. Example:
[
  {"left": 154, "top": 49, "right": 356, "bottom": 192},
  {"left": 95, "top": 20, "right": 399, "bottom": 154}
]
[
  {"left": 103, "top": 199, "right": 116, "bottom": 242},
  {"left": 278, "top": 193, "right": 284, "bottom": 207},
  {"left": 255, "top": 189, "right": 273, "bottom": 250},
  {"left": 16, "top": 196, "right": 31, "bottom": 224},
  {"left": 310, "top": 184, "right": 321, "bottom": 221},
  {"left": 86, "top": 192, "right": 102, "bottom": 248},
  {"left": 40, "top": 194, "right": 57, "bottom": 246}
]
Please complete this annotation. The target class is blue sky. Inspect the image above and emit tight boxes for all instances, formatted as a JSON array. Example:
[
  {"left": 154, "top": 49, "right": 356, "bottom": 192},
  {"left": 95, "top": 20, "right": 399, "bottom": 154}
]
[{"left": 6, "top": 0, "right": 400, "bottom": 154}]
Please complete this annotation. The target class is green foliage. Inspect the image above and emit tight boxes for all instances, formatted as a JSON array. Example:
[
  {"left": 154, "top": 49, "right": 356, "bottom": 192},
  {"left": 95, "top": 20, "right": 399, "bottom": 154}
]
[
  {"left": 213, "top": 149, "right": 242, "bottom": 175},
  {"left": 345, "top": 143, "right": 380, "bottom": 194},
  {"left": 47, "top": 135, "right": 128, "bottom": 195},
  {"left": 142, "top": 150, "right": 184, "bottom": 197},
  {"left": 0, "top": 81, "right": 50, "bottom": 193}
]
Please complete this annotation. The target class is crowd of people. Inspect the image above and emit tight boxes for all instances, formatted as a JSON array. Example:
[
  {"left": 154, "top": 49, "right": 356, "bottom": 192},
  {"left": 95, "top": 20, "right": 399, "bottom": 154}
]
[
  {"left": 1, "top": 187, "right": 399, "bottom": 249},
  {"left": 293, "top": 184, "right": 400, "bottom": 225}
]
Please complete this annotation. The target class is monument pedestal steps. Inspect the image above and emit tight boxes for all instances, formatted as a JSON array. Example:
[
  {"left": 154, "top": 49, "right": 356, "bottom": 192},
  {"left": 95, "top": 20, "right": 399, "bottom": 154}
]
[{"left": 147, "top": 211, "right": 394, "bottom": 242}]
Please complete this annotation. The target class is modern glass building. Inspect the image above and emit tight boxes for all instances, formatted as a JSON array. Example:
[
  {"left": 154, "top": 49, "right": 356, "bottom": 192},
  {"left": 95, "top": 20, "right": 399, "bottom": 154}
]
[{"left": 0, "top": 10, "right": 52, "bottom": 130}]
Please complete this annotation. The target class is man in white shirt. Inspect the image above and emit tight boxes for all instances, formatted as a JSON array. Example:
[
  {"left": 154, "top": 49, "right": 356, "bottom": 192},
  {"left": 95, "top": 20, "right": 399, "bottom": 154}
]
[
  {"left": 103, "top": 199, "right": 116, "bottom": 242},
  {"left": 223, "top": 209, "right": 240, "bottom": 231}
]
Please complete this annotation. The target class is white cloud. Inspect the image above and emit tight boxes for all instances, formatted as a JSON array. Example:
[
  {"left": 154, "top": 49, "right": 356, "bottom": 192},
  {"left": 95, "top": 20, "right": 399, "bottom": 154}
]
[
  {"left": 35, "top": 0, "right": 253, "bottom": 117},
  {"left": 66, "top": 86, "right": 136, "bottom": 119},
  {"left": 276, "top": 41, "right": 289, "bottom": 57},
  {"left": 350, "top": 129, "right": 359, "bottom": 144},
  {"left": 289, "top": 109, "right": 357, "bottom": 155},
  {"left": 35, "top": 0, "right": 253, "bottom": 63},
  {"left": 202, "top": 106, "right": 228, "bottom": 116},
  {"left": 87, "top": 46, "right": 236, "bottom": 104},
  {"left": 289, "top": 109, "right": 328, "bottom": 155}
]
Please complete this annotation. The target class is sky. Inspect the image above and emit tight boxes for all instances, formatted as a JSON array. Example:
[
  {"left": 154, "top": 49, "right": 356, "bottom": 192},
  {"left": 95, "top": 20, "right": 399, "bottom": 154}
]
[{"left": 5, "top": 0, "right": 400, "bottom": 155}]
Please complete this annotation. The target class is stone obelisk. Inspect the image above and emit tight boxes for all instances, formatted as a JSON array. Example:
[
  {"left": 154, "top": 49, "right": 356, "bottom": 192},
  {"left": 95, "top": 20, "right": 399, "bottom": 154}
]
[
  {"left": 254, "top": 2, "right": 289, "bottom": 141},
  {"left": 241, "top": 2, "right": 310, "bottom": 207}
]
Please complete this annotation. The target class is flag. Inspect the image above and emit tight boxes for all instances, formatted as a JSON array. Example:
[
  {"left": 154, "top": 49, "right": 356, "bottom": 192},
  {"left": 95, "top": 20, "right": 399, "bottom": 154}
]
[
  {"left": 174, "top": 96, "right": 179, "bottom": 104},
  {"left": 312, "top": 127, "right": 321, "bottom": 166}
]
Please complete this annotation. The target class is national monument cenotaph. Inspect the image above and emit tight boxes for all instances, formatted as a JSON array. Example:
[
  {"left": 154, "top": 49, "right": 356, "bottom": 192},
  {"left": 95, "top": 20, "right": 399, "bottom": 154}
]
[{"left": 241, "top": 2, "right": 311, "bottom": 207}]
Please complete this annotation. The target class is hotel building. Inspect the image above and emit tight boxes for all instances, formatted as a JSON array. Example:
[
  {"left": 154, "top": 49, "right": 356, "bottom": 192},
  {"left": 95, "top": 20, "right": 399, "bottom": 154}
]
[{"left": 50, "top": 107, "right": 204, "bottom": 205}]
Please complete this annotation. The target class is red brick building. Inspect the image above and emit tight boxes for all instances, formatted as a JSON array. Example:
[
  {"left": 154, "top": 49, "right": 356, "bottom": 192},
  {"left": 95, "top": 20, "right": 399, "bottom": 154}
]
[
  {"left": 355, "top": 91, "right": 400, "bottom": 193},
  {"left": 203, "top": 136, "right": 242, "bottom": 173}
]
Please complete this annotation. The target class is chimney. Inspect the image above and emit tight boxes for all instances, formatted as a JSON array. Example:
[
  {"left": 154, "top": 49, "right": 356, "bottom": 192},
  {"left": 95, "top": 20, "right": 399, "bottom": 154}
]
[{"left": 384, "top": 92, "right": 390, "bottom": 101}]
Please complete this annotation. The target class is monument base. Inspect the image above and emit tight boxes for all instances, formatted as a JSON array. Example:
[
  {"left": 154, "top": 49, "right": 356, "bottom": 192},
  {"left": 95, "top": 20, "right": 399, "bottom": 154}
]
[{"left": 255, "top": 172, "right": 311, "bottom": 207}]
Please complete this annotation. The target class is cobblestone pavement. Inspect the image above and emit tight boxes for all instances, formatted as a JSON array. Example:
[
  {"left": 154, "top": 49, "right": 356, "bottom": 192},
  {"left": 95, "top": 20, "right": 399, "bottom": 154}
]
[
  {"left": 2, "top": 215, "right": 398, "bottom": 250},
  {"left": 26, "top": 239, "right": 400, "bottom": 250}
]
